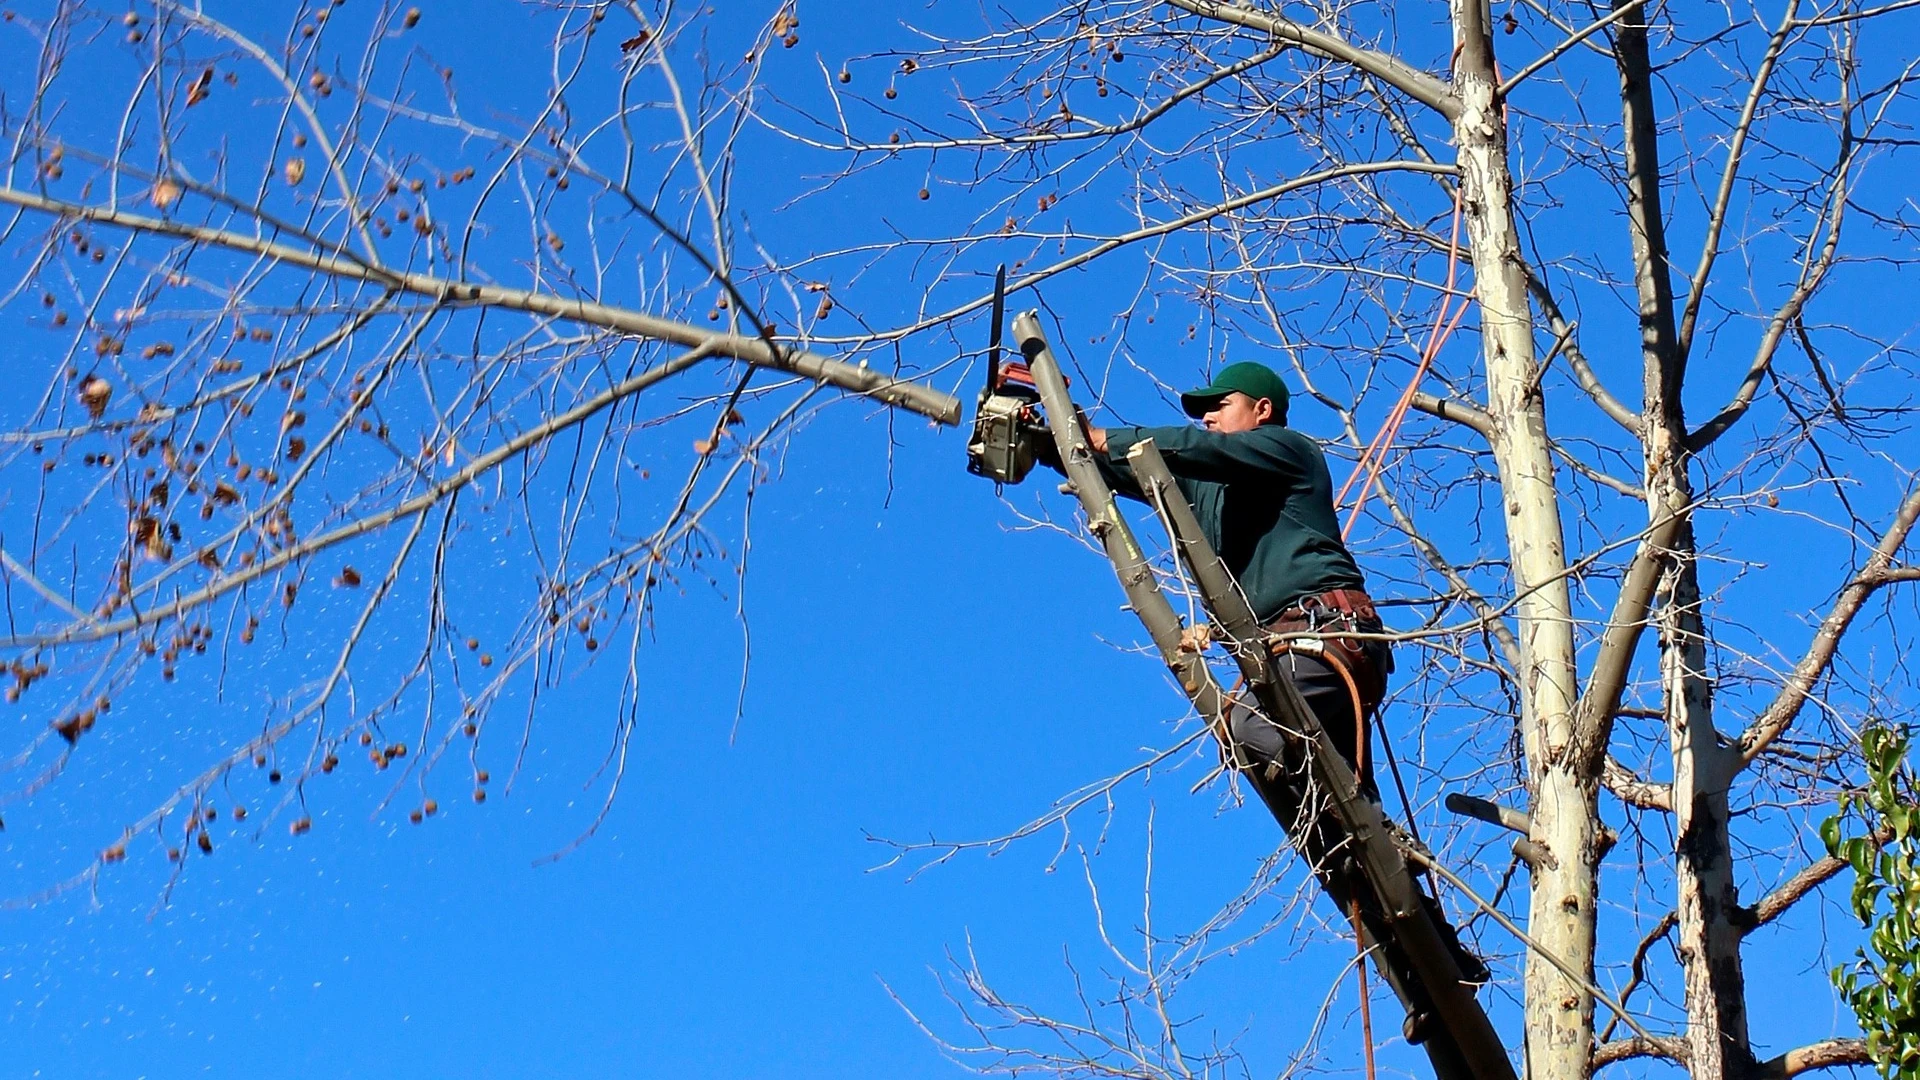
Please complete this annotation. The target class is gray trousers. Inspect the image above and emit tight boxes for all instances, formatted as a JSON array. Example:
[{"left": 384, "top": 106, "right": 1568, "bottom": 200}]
[{"left": 1224, "top": 646, "right": 1382, "bottom": 801}]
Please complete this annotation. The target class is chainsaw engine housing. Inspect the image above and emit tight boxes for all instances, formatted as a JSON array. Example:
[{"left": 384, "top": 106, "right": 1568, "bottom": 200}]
[{"left": 966, "top": 383, "right": 1044, "bottom": 485}]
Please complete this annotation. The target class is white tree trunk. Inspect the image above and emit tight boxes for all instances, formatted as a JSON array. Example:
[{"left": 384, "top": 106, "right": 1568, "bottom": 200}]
[
  {"left": 1662, "top": 533, "right": 1753, "bottom": 1079},
  {"left": 1614, "top": 7, "right": 1756, "bottom": 1069},
  {"left": 1451, "top": 13, "right": 1596, "bottom": 1079}
]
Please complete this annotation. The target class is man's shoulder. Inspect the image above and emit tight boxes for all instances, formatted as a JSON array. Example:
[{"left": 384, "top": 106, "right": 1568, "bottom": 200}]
[{"left": 1243, "top": 424, "right": 1324, "bottom": 459}]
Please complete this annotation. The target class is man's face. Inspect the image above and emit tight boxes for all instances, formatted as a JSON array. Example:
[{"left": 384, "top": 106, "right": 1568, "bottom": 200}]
[{"left": 1202, "top": 392, "right": 1273, "bottom": 434}]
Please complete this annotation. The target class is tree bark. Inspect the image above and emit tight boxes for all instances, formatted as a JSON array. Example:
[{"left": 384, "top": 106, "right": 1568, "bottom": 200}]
[
  {"left": 1614, "top": 10, "right": 1754, "bottom": 1075},
  {"left": 1658, "top": 527, "right": 1752, "bottom": 1080},
  {"left": 1450, "top": 8, "right": 1594, "bottom": 1078}
]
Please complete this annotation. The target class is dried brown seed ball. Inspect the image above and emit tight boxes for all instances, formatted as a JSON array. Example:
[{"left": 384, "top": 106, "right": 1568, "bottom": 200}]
[
  {"left": 232, "top": 806, "right": 247, "bottom": 820},
  {"left": 472, "top": 788, "right": 487, "bottom": 803},
  {"left": 403, "top": 7, "right": 420, "bottom": 28},
  {"left": 466, "top": 637, "right": 479, "bottom": 650},
  {"left": 462, "top": 723, "right": 477, "bottom": 737},
  {"left": 359, "top": 731, "right": 374, "bottom": 746},
  {"left": 409, "top": 809, "right": 423, "bottom": 824},
  {"left": 423, "top": 799, "right": 438, "bottom": 816},
  {"left": 197, "top": 832, "right": 214, "bottom": 854},
  {"left": 291, "top": 817, "right": 311, "bottom": 835},
  {"left": 475, "top": 770, "right": 490, "bottom": 784},
  {"left": 884, "top": 87, "right": 897, "bottom": 100},
  {"left": 838, "top": 69, "right": 850, "bottom": 83},
  {"left": 479, "top": 653, "right": 493, "bottom": 667},
  {"left": 918, "top": 188, "right": 929, "bottom": 200},
  {"left": 268, "top": 769, "right": 282, "bottom": 784}
]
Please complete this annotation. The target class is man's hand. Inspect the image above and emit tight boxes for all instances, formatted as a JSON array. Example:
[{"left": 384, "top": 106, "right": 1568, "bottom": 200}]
[{"left": 1073, "top": 407, "right": 1109, "bottom": 454}]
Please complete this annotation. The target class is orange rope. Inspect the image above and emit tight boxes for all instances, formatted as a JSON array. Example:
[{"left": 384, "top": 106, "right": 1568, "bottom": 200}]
[
  {"left": 1338, "top": 190, "right": 1468, "bottom": 540},
  {"left": 1353, "top": 893, "right": 1377, "bottom": 1080},
  {"left": 1276, "top": 639, "right": 1378, "bottom": 1080},
  {"left": 1337, "top": 650, "right": 1377, "bottom": 1080}
]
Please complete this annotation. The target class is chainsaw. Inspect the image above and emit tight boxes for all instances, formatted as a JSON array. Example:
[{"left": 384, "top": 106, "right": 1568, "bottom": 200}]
[{"left": 964, "top": 266, "right": 1050, "bottom": 487}]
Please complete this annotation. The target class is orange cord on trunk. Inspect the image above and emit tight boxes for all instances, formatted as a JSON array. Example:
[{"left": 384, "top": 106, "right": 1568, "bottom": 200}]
[
  {"left": 1344, "top": 659, "right": 1377, "bottom": 1080},
  {"left": 1276, "top": 639, "right": 1378, "bottom": 1080},
  {"left": 1338, "top": 190, "right": 1468, "bottom": 541}
]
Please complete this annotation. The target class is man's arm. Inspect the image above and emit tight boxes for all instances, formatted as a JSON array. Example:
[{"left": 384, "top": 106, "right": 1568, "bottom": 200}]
[
  {"left": 1037, "top": 426, "right": 1148, "bottom": 501},
  {"left": 1095, "top": 424, "right": 1309, "bottom": 485}
]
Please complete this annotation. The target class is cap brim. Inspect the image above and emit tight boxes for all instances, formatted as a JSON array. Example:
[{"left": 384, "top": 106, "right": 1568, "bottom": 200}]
[{"left": 1180, "top": 389, "right": 1227, "bottom": 419}]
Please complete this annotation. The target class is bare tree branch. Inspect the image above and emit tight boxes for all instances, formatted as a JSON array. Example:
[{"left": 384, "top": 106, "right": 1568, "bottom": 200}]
[
  {"left": 0, "top": 186, "right": 962, "bottom": 424},
  {"left": 1593, "top": 1036, "right": 1689, "bottom": 1069},
  {"left": 1569, "top": 510, "right": 1685, "bottom": 777},
  {"left": 1524, "top": 268, "right": 1643, "bottom": 435},
  {"left": 1604, "top": 757, "right": 1673, "bottom": 812},
  {"left": 1745, "top": 856, "right": 1846, "bottom": 932},
  {"left": 1738, "top": 484, "right": 1920, "bottom": 766},
  {"left": 1409, "top": 390, "right": 1491, "bottom": 437},
  {"left": 1166, "top": 0, "right": 1462, "bottom": 119},
  {"left": 1675, "top": 5, "right": 1802, "bottom": 366},
  {"left": 1755, "top": 1039, "right": 1872, "bottom": 1078}
]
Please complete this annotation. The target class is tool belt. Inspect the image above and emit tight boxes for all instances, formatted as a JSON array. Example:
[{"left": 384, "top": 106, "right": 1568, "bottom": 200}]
[
  {"left": 1273, "top": 588, "right": 1378, "bottom": 625},
  {"left": 1265, "top": 589, "right": 1388, "bottom": 712}
]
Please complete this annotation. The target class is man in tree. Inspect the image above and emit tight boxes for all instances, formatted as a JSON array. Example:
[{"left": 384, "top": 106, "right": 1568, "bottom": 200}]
[
  {"left": 1045, "top": 361, "right": 1393, "bottom": 793},
  {"left": 1042, "top": 357, "right": 1496, "bottom": 1016}
]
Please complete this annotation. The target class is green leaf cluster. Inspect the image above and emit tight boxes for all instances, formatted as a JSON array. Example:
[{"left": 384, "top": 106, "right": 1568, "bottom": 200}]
[{"left": 1828, "top": 723, "right": 1920, "bottom": 1080}]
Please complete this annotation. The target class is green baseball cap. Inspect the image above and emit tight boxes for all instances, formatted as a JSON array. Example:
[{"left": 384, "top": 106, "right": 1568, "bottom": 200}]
[{"left": 1180, "top": 361, "right": 1291, "bottom": 424}]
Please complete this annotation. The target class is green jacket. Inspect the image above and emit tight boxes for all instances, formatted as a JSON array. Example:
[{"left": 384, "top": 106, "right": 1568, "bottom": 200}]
[{"left": 1096, "top": 423, "right": 1365, "bottom": 624}]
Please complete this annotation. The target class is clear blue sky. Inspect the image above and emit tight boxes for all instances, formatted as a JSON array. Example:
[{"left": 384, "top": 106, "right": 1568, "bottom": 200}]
[{"left": 1, "top": 0, "right": 1906, "bottom": 1077}]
